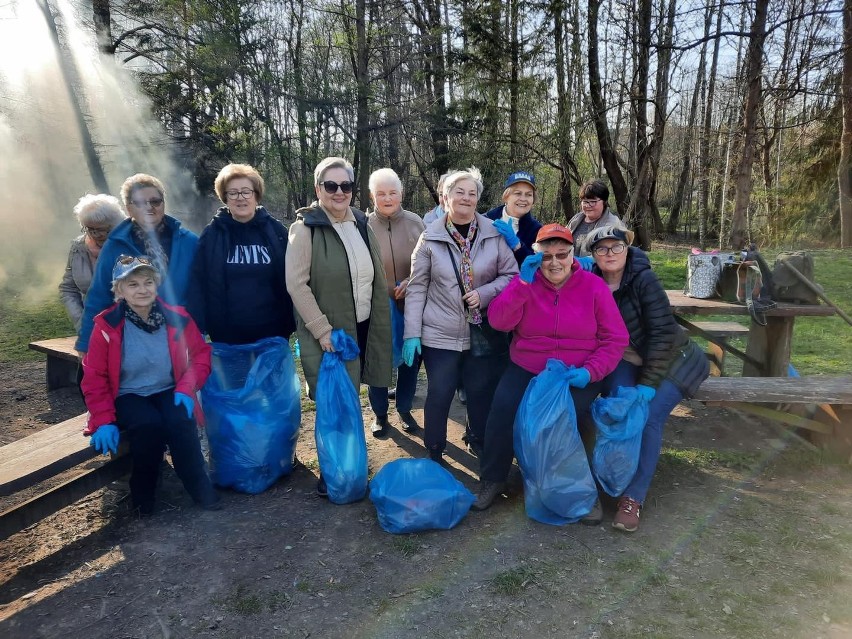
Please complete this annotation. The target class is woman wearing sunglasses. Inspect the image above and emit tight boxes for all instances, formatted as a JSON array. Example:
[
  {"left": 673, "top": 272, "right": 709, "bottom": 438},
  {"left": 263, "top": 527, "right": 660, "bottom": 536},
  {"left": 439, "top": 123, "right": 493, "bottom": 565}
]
[
  {"left": 75, "top": 174, "right": 199, "bottom": 355},
  {"left": 60, "top": 194, "right": 126, "bottom": 331},
  {"left": 472, "top": 223, "right": 628, "bottom": 516},
  {"left": 566, "top": 179, "right": 622, "bottom": 256},
  {"left": 187, "top": 163, "right": 295, "bottom": 345},
  {"left": 585, "top": 225, "right": 709, "bottom": 532},
  {"left": 285, "top": 157, "right": 392, "bottom": 494},
  {"left": 82, "top": 256, "right": 220, "bottom": 515}
]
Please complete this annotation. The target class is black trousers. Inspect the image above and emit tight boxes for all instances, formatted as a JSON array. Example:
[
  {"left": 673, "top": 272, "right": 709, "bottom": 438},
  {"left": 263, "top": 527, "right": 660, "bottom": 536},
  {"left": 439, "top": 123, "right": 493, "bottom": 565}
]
[
  {"left": 479, "top": 361, "right": 604, "bottom": 483},
  {"left": 115, "top": 389, "right": 216, "bottom": 513},
  {"left": 420, "top": 346, "right": 506, "bottom": 453}
]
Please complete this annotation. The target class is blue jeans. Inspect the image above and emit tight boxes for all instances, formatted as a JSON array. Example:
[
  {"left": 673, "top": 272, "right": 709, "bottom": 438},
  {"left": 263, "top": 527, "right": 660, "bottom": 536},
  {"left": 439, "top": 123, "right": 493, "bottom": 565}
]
[
  {"left": 602, "top": 360, "right": 684, "bottom": 503},
  {"left": 368, "top": 355, "right": 421, "bottom": 416}
]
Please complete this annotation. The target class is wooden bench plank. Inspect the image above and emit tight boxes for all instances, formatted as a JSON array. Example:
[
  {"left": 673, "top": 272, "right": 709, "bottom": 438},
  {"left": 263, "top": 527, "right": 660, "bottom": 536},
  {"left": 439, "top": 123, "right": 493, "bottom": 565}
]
[
  {"left": 29, "top": 337, "right": 81, "bottom": 391},
  {"left": 687, "top": 321, "right": 749, "bottom": 336},
  {"left": 28, "top": 337, "right": 79, "bottom": 362},
  {"left": 694, "top": 376, "right": 852, "bottom": 405},
  {"left": 0, "top": 414, "right": 94, "bottom": 497}
]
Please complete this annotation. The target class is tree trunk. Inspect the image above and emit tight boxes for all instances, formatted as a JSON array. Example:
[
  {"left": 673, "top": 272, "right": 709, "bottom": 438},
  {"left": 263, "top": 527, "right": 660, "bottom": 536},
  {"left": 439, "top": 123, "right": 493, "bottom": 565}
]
[
  {"left": 840, "top": 0, "right": 852, "bottom": 248},
  {"left": 92, "top": 0, "right": 114, "bottom": 54},
  {"left": 729, "top": 0, "right": 769, "bottom": 250},
  {"left": 353, "top": 0, "right": 371, "bottom": 209}
]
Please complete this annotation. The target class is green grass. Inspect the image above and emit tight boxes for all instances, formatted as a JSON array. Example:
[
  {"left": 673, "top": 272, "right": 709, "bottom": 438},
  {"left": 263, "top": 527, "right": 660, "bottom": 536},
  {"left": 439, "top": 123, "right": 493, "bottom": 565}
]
[{"left": 490, "top": 565, "right": 536, "bottom": 596}]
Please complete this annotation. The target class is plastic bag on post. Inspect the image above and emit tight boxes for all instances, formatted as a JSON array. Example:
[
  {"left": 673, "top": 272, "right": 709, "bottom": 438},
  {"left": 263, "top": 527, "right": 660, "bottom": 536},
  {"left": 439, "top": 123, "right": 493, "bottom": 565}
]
[
  {"left": 591, "top": 386, "right": 649, "bottom": 496},
  {"left": 201, "top": 337, "right": 301, "bottom": 494},
  {"left": 369, "top": 459, "right": 475, "bottom": 533},
  {"left": 512, "top": 359, "right": 598, "bottom": 525},
  {"left": 315, "top": 329, "right": 368, "bottom": 504},
  {"left": 390, "top": 298, "right": 404, "bottom": 369}
]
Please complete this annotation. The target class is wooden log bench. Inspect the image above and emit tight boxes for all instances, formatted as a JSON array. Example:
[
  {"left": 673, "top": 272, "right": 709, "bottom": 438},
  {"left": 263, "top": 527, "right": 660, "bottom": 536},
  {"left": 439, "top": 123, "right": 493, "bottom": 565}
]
[
  {"left": 0, "top": 414, "right": 129, "bottom": 541},
  {"left": 28, "top": 336, "right": 80, "bottom": 391},
  {"left": 681, "top": 320, "right": 750, "bottom": 376},
  {"left": 694, "top": 376, "right": 852, "bottom": 457}
]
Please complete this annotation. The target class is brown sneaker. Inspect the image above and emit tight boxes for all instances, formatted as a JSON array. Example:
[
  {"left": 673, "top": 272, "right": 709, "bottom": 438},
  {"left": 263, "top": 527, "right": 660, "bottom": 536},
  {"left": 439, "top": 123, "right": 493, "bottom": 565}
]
[{"left": 612, "top": 496, "right": 641, "bottom": 532}]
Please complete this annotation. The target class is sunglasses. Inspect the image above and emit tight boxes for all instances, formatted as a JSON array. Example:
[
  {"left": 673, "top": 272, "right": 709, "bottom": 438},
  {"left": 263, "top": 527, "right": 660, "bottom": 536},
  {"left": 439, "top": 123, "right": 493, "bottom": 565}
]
[
  {"left": 118, "top": 255, "right": 153, "bottom": 266},
  {"left": 541, "top": 250, "right": 573, "bottom": 263},
  {"left": 320, "top": 180, "right": 355, "bottom": 194},
  {"left": 130, "top": 197, "right": 164, "bottom": 208}
]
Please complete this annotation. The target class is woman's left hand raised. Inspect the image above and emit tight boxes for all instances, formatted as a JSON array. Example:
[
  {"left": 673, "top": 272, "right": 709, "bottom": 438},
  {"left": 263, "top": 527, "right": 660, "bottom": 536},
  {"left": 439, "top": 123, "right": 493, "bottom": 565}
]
[{"left": 462, "top": 289, "right": 480, "bottom": 309}]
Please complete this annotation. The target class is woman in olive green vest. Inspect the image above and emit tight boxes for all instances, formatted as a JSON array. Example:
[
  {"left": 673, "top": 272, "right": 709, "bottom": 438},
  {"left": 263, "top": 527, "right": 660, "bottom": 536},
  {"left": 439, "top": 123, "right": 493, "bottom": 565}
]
[{"left": 285, "top": 157, "right": 392, "bottom": 497}]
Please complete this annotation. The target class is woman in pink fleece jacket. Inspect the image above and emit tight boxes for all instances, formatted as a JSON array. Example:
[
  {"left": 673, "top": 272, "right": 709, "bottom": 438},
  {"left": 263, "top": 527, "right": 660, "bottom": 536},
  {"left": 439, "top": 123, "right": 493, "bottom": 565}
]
[{"left": 471, "top": 223, "right": 628, "bottom": 516}]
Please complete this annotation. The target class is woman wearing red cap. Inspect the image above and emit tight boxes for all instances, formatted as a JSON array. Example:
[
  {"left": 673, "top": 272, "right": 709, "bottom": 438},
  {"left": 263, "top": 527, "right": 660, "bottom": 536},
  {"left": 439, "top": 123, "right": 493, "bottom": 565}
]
[{"left": 472, "top": 223, "right": 628, "bottom": 516}]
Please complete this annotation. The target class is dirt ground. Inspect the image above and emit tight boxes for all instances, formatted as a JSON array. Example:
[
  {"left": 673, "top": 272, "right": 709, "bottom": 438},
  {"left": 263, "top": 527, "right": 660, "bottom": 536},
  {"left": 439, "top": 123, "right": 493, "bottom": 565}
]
[{"left": 1, "top": 360, "right": 851, "bottom": 639}]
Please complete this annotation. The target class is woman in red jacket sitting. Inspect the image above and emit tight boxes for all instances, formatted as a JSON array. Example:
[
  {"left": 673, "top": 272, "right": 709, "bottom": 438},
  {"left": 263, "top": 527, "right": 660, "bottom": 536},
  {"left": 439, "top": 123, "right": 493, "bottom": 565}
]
[{"left": 81, "top": 255, "right": 220, "bottom": 515}]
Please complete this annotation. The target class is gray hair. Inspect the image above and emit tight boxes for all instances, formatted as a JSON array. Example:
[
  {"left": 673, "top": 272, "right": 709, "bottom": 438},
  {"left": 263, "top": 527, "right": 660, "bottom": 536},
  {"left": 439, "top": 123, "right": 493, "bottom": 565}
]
[
  {"left": 436, "top": 172, "right": 452, "bottom": 196},
  {"left": 111, "top": 266, "right": 161, "bottom": 300},
  {"left": 443, "top": 167, "right": 483, "bottom": 199},
  {"left": 314, "top": 157, "right": 355, "bottom": 186},
  {"left": 73, "top": 193, "right": 126, "bottom": 228},
  {"left": 368, "top": 168, "right": 403, "bottom": 194},
  {"left": 532, "top": 238, "right": 574, "bottom": 253}
]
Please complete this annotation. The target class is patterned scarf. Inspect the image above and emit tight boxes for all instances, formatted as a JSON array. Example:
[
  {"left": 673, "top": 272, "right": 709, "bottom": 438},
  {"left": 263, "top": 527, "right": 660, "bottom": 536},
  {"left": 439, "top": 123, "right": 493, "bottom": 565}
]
[
  {"left": 446, "top": 216, "right": 482, "bottom": 325},
  {"left": 124, "top": 300, "right": 166, "bottom": 334},
  {"left": 131, "top": 222, "right": 169, "bottom": 277}
]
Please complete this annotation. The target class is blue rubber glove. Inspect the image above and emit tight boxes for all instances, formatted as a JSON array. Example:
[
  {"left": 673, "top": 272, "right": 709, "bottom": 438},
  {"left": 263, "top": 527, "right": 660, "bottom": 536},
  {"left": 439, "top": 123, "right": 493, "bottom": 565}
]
[
  {"left": 520, "top": 253, "right": 543, "bottom": 284},
  {"left": 174, "top": 392, "right": 194, "bottom": 419},
  {"left": 565, "top": 367, "right": 591, "bottom": 388},
  {"left": 90, "top": 424, "right": 119, "bottom": 456},
  {"left": 636, "top": 384, "right": 656, "bottom": 402},
  {"left": 402, "top": 337, "right": 422, "bottom": 367},
  {"left": 493, "top": 220, "right": 521, "bottom": 251},
  {"left": 577, "top": 255, "right": 595, "bottom": 272}
]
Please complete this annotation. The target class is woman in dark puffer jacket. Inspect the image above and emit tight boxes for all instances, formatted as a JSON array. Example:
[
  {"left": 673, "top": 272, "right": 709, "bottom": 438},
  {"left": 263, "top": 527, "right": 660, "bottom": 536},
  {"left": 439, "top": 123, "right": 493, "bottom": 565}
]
[{"left": 587, "top": 225, "right": 709, "bottom": 533}]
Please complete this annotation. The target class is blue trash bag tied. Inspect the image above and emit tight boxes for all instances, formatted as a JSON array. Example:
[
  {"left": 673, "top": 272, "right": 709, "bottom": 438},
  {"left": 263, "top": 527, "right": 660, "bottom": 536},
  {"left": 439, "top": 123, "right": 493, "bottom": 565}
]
[
  {"left": 315, "top": 329, "right": 369, "bottom": 504},
  {"left": 202, "top": 337, "right": 301, "bottom": 494},
  {"left": 591, "top": 386, "right": 649, "bottom": 497},
  {"left": 369, "top": 459, "right": 475, "bottom": 533},
  {"left": 390, "top": 297, "right": 404, "bottom": 369},
  {"left": 513, "top": 359, "right": 598, "bottom": 525}
]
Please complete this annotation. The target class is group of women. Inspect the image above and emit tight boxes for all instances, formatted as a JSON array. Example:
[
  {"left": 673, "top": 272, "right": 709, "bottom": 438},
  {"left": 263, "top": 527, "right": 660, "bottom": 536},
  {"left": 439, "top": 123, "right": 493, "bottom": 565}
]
[{"left": 62, "top": 159, "right": 707, "bottom": 532}]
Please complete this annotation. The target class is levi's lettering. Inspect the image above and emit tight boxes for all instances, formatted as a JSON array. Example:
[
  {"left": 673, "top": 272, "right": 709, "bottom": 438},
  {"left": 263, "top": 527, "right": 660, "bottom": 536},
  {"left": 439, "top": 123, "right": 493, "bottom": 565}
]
[{"left": 226, "top": 244, "right": 271, "bottom": 264}]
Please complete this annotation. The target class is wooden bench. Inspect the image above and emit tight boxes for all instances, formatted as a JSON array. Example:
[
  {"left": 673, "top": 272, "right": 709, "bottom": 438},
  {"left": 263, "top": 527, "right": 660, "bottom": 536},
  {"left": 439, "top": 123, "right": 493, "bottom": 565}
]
[
  {"left": 681, "top": 320, "right": 750, "bottom": 376},
  {"left": 28, "top": 336, "right": 80, "bottom": 391},
  {"left": 694, "top": 376, "right": 852, "bottom": 456},
  {"left": 0, "top": 414, "right": 129, "bottom": 541}
]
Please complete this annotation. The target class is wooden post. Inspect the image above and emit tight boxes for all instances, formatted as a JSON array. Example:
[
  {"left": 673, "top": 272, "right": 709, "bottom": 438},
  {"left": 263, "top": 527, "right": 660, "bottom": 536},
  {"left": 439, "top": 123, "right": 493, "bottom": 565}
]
[{"left": 743, "top": 316, "right": 793, "bottom": 377}]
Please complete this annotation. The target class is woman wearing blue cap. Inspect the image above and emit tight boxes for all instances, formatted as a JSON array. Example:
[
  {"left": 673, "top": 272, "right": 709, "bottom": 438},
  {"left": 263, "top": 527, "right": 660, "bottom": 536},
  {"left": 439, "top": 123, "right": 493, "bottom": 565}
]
[{"left": 485, "top": 171, "right": 543, "bottom": 266}]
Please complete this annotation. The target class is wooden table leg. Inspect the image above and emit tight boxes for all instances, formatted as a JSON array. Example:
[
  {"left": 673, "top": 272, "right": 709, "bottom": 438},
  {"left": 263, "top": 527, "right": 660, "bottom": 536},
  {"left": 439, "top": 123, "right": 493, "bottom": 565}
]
[
  {"left": 743, "top": 316, "right": 793, "bottom": 377},
  {"left": 45, "top": 356, "right": 79, "bottom": 391}
]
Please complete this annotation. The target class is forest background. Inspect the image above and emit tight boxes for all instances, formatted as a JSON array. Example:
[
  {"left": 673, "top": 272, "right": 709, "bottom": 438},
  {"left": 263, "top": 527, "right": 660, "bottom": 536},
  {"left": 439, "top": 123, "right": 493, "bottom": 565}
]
[{"left": 5, "top": 0, "right": 852, "bottom": 253}]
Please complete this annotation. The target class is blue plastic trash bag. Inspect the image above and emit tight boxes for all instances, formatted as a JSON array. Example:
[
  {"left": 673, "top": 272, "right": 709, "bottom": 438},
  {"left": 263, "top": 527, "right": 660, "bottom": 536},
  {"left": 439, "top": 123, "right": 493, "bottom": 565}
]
[
  {"left": 513, "top": 359, "right": 598, "bottom": 525},
  {"left": 390, "top": 298, "right": 404, "bottom": 369},
  {"left": 315, "top": 330, "right": 368, "bottom": 504},
  {"left": 591, "top": 386, "right": 649, "bottom": 497},
  {"left": 202, "top": 337, "right": 301, "bottom": 494},
  {"left": 369, "top": 459, "right": 475, "bottom": 533}
]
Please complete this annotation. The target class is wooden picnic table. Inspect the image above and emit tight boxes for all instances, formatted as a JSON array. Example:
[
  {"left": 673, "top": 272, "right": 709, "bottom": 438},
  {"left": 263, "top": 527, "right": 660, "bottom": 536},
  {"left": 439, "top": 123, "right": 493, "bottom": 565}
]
[
  {"left": 28, "top": 336, "right": 79, "bottom": 391},
  {"left": 666, "top": 290, "right": 835, "bottom": 377}
]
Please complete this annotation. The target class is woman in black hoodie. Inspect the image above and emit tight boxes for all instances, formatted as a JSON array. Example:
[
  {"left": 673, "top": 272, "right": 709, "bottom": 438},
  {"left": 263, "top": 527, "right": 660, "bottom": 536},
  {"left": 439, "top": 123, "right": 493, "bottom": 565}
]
[{"left": 188, "top": 164, "right": 295, "bottom": 344}]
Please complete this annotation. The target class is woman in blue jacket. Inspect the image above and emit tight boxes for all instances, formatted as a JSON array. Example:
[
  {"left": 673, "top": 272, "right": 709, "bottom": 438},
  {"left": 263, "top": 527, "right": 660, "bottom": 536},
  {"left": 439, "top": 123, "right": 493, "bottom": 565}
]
[
  {"left": 485, "top": 171, "right": 543, "bottom": 267},
  {"left": 75, "top": 174, "right": 198, "bottom": 354}
]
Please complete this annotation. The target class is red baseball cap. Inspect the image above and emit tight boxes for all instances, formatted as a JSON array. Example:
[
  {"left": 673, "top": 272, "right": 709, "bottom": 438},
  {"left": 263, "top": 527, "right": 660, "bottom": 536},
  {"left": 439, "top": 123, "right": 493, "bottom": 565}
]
[{"left": 535, "top": 223, "right": 574, "bottom": 245}]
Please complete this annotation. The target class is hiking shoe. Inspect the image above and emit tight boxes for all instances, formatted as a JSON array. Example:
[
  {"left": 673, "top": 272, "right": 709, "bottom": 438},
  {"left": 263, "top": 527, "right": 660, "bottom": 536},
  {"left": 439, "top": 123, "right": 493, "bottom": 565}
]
[
  {"left": 472, "top": 480, "right": 506, "bottom": 511},
  {"left": 370, "top": 415, "right": 391, "bottom": 438},
  {"left": 580, "top": 498, "right": 603, "bottom": 526},
  {"left": 398, "top": 411, "right": 419, "bottom": 433},
  {"left": 317, "top": 475, "right": 328, "bottom": 498},
  {"left": 612, "top": 496, "right": 641, "bottom": 532},
  {"left": 427, "top": 447, "right": 444, "bottom": 464}
]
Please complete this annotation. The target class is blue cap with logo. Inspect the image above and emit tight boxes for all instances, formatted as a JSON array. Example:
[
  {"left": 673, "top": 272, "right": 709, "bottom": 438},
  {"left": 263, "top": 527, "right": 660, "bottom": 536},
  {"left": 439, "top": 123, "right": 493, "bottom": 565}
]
[
  {"left": 112, "top": 255, "right": 159, "bottom": 283},
  {"left": 504, "top": 171, "right": 536, "bottom": 189}
]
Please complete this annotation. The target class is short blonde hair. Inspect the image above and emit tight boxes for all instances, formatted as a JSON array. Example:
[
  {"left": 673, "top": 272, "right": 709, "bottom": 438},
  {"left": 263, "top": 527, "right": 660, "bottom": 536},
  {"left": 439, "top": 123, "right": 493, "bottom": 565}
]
[
  {"left": 73, "top": 193, "right": 126, "bottom": 228},
  {"left": 314, "top": 157, "right": 355, "bottom": 185},
  {"left": 501, "top": 183, "right": 537, "bottom": 205},
  {"left": 443, "top": 167, "right": 483, "bottom": 199},
  {"left": 120, "top": 174, "right": 166, "bottom": 208},
  {"left": 214, "top": 163, "right": 265, "bottom": 202}
]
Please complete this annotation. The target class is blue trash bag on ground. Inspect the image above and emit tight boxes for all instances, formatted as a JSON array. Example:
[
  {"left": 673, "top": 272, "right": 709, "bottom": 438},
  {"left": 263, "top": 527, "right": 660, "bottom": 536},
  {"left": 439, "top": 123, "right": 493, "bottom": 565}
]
[
  {"left": 390, "top": 298, "right": 404, "bottom": 369},
  {"left": 513, "top": 359, "right": 598, "bottom": 525},
  {"left": 315, "top": 329, "right": 368, "bottom": 504},
  {"left": 369, "top": 459, "right": 475, "bottom": 533},
  {"left": 202, "top": 337, "right": 301, "bottom": 494},
  {"left": 591, "top": 386, "right": 649, "bottom": 497}
]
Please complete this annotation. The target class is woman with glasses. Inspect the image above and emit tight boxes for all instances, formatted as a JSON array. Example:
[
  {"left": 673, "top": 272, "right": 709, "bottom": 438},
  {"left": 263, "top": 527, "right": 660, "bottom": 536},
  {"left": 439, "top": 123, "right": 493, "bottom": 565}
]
[
  {"left": 472, "top": 223, "right": 628, "bottom": 515},
  {"left": 75, "top": 174, "right": 199, "bottom": 354},
  {"left": 402, "top": 167, "right": 518, "bottom": 463},
  {"left": 187, "top": 164, "right": 295, "bottom": 344},
  {"left": 567, "top": 179, "right": 622, "bottom": 256},
  {"left": 82, "top": 255, "right": 220, "bottom": 515},
  {"left": 585, "top": 225, "right": 709, "bottom": 532},
  {"left": 60, "top": 194, "right": 126, "bottom": 331},
  {"left": 285, "top": 157, "right": 392, "bottom": 496}
]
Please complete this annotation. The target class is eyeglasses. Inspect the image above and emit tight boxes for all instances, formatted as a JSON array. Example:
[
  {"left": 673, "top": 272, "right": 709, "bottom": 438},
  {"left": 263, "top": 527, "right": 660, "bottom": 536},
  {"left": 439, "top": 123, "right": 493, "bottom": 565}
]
[
  {"left": 541, "top": 250, "right": 573, "bottom": 263},
  {"left": 130, "top": 197, "right": 164, "bottom": 208},
  {"left": 321, "top": 180, "right": 355, "bottom": 194},
  {"left": 83, "top": 225, "right": 111, "bottom": 236},
  {"left": 592, "top": 243, "right": 627, "bottom": 256},
  {"left": 118, "top": 255, "right": 153, "bottom": 266},
  {"left": 226, "top": 189, "right": 255, "bottom": 200},
  {"left": 581, "top": 199, "right": 602, "bottom": 206}
]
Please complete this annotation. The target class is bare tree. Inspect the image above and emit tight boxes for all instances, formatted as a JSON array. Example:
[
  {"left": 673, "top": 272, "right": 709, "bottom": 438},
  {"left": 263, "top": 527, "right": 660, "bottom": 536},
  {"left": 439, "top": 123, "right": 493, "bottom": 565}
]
[{"left": 840, "top": 0, "right": 852, "bottom": 247}]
